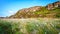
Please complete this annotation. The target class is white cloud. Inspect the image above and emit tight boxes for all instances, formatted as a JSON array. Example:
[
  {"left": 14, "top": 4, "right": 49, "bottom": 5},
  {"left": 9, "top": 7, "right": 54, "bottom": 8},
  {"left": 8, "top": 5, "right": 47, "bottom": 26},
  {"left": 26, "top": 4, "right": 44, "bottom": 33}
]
[
  {"left": 8, "top": 10, "right": 14, "bottom": 14},
  {"left": 7, "top": 10, "right": 16, "bottom": 16}
]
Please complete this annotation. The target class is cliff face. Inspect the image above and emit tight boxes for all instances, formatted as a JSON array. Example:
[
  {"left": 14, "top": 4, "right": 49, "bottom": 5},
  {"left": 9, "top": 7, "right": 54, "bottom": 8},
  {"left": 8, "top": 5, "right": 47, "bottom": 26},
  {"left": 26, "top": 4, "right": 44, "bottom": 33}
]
[
  {"left": 46, "top": 1, "right": 60, "bottom": 10},
  {"left": 9, "top": 1, "right": 60, "bottom": 18}
]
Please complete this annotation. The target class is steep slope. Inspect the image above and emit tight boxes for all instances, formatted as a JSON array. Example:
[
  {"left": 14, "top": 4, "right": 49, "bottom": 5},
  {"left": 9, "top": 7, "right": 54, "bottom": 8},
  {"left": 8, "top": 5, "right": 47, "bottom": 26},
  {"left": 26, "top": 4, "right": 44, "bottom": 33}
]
[{"left": 9, "top": 1, "right": 60, "bottom": 18}]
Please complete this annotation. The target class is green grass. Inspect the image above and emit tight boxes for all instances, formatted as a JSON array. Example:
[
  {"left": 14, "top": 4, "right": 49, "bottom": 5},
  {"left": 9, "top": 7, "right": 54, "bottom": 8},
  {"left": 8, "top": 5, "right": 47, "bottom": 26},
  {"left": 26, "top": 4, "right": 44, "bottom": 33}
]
[{"left": 0, "top": 18, "right": 60, "bottom": 34}]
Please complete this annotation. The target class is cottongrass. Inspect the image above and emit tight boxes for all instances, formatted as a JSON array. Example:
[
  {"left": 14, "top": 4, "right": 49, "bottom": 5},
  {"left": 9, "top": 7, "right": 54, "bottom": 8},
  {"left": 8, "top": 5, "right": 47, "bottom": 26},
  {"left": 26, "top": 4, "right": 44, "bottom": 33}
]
[{"left": 0, "top": 18, "right": 60, "bottom": 34}]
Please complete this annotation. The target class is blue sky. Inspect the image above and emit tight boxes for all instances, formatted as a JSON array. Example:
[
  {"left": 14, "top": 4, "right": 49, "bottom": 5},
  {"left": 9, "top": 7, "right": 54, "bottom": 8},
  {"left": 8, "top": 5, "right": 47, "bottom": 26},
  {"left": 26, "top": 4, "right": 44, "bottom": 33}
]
[{"left": 0, "top": 0, "right": 59, "bottom": 17}]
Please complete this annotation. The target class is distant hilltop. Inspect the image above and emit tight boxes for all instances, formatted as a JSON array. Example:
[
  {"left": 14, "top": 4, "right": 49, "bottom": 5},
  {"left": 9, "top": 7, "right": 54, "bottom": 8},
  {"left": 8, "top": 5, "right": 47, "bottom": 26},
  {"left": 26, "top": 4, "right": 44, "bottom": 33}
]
[{"left": 7, "top": 1, "right": 60, "bottom": 18}]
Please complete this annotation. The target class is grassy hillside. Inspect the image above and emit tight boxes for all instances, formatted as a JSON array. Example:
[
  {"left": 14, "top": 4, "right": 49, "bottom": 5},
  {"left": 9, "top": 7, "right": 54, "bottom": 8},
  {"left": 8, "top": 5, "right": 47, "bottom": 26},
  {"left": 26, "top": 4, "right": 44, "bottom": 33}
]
[
  {"left": 10, "top": 7, "right": 60, "bottom": 18},
  {"left": 9, "top": 1, "right": 60, "bottom": 18}
]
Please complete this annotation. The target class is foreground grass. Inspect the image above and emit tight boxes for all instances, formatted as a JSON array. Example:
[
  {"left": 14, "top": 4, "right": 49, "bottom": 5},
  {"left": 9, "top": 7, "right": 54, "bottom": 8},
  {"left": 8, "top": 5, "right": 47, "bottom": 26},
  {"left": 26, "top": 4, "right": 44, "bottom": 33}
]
[{"left": 0, "top": 18, "right": 60, "bottom": 34}]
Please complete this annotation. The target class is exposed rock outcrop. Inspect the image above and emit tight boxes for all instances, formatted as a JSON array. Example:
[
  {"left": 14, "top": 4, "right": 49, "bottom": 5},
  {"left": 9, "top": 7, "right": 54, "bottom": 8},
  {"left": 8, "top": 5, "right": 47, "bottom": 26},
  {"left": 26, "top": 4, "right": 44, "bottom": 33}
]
[{"left": 46, "top": 1, "right": 60, "bottom": 10}]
